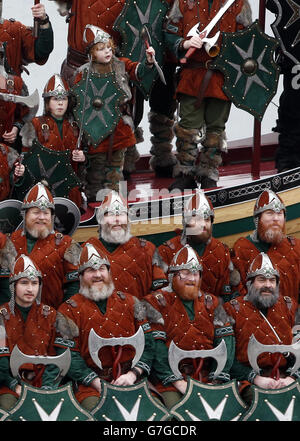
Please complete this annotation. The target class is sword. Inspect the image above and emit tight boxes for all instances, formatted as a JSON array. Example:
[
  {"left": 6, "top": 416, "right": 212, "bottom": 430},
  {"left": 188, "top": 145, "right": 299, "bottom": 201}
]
[
  {"left": 141, "top": 26, "right": 167, "bottom": 86},
  {"left": 168, "top": 339, "right": 227, "bottom": 380},
  {"left": 88, "top": 326, "right": 145, "bottom": 371},
  {"left": 181, "top": 0, "right": 238, "bottom": 64},
  {"left": 10, "top": 345, "right": 71, "bottom": 384},
  {"left": 247, "top": 334, "right": 300, "bottom": 376},
  {"left": 0, "top": 89, "right": 40, "bottom": 121}
]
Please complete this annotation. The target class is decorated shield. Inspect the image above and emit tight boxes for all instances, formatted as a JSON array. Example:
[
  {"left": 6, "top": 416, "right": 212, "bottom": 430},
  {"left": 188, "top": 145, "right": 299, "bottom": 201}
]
[
  {"left": 10, "top": 140, "right": 81, "bottom": 201},
  {"left": 170, "top": 378, "right": 247, "bottom": 421},
  {"left": 113, "top": 0, "right": 169, "bottom": 97},
  {"left": 210, "top": 21, "right": 280, "bottom": 121},
  {"left": 1, "top": 383, "right": 95, "bottom": 421},
  {"left": 242, "top": 381, "right": 300, "bottom": 421},
  {"left": 269, "top": 0, "right": 300, "bottom": 65},
  {"left": 72, "top": 70, "right": 127, "bottom": 148},
  {"left": 0, "top": 199, "right": 22, "bottom": 233},
  {"left": 91, "top": 379, "right": 170, "bottom": 421}
]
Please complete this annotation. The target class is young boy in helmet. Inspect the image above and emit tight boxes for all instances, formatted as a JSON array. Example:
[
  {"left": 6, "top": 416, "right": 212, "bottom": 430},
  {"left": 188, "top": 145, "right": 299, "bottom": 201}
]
[
  {"left": 72, "top": 24, "right": 156, "bottom": 201},
  {"left": 0, "top": 255, "right": 60, "bottom": 411}
]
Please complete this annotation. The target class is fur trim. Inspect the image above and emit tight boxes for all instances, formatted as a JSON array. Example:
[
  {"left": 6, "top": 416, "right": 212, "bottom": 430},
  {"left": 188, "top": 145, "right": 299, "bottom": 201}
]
[
  {"left": 236, "top": 0, "right": 253, "bottom": 27},
  {"left": 167, "top": 0, "right": 183, "bottom": 23},
  {"left": 64, "top": 241, "right": 82, "bottom": 265},
  {"left": 142, "top": 300, "right": 165, "bottom": 325},
  {"left": 6, "top": 146, "right": 19, "bottom": 169},
  {"left": 55, "top": 311, "right": 79, "bottom": 339},
  {"left": 213, "top": 303, "right": 235, "bottom": 327},
  {"left": 152, "top": 248, "right": 168, "bottom": 274},
  {"left": 134, "top": 297, "right": 147, "bottom": 322},
  {"left": 0, "top": 237, "right": 17, "bottom": 272},
  {"left": 20, "top": 121, "right": 36, "bottom": 148},
  {"left": 230, "top": 266, "right": 241, "bottom": 287}
]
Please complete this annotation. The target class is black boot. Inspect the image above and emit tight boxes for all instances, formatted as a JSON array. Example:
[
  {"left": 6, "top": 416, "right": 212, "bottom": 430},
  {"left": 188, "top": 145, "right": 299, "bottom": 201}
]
[{"left": 168, "top": 174, "right": 198, "bottom": 192}]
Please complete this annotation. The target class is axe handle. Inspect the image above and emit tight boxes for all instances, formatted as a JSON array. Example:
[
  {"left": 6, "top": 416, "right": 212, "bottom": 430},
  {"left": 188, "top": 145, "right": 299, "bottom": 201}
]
[
  {"left": 33, "top": 0, "right": 40, "bottom": 38},
  {"left": 180, "top": 47, "right": 196, "bottom": 64}
]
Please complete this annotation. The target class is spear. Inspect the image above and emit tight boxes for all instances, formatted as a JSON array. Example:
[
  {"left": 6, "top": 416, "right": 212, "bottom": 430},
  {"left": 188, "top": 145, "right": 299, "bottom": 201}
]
[{"left": 33, "top": 0, "right": 40, "bottom": 38}]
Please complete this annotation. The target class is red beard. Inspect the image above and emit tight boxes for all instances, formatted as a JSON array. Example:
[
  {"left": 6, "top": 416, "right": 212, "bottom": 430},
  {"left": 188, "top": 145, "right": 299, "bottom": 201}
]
[
  {"left": 172, "top": 276, "right": 200, "bottom": 300},
  {"left": 258, "top": 221, "right": 285, "bottom": 245}
]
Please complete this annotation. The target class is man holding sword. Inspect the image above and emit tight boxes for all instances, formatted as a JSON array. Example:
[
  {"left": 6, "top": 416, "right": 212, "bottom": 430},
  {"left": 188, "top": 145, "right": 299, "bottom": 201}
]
[{"left": 164, "top": 0, "right": 252, "bottom": 191}]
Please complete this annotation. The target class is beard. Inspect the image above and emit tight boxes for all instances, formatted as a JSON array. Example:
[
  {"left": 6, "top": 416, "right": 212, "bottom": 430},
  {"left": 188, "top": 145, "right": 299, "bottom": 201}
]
[
  {"left": 100, "top": 222, "right": 131, "bottom": 244},
  {"left": 257, "top": 221, "right": 285, "bottom": 245},
  {"left": 80, "top": 277, "right": 115, "bottom": 301},
  {"left": 172, "top": 275, "right": 200, "bottom": 300},
  {"left": 186, "top": 223, "right": 212, "bottom": 245},
  {"left": 246, "top": 282, "right": 279, "bottom": 309},
  {"left": 26, "top": 223, "right": 52, "bottom": 239}
]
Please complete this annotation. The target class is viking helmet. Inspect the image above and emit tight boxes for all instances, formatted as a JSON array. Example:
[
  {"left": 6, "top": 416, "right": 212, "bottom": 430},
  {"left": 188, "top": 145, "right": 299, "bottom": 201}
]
[
  {"left": 9, "top": 254, "right": 42, "bottom": 314},
  {"left": 42, "top": 74, "right": 69, "bottom": 99},
  {"left": 21, "top": 182, "right": 55, "bottom": 212},
  {"left": 253, "top": 190, "right": 286, "bottom": 218},
  {"left": 169, "top": 245, "right": 203, "bottom": 274},
  {"left": 95, "top": 190, "right": 128, "bottom": 225},
  {"left": 79, "top": 243, "right": 110, "bottom": 274},
  {"left": 246, "top": 252, "right": 279, "bottom": 281},
  {"left": 83, "top": 24, "right": 111, "bottom": 52},
  {"left": 184, "top": 190, "right": 215, "bottom": 223}
]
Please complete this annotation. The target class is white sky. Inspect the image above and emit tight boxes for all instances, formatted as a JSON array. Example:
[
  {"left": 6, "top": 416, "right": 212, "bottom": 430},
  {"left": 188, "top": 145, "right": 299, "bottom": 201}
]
[{"left": 3, "top": 1, "right": 282, "bottom": 152}]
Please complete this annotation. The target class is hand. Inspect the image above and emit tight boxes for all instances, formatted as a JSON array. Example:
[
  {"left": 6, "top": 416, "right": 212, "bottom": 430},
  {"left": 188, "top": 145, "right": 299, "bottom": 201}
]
[
  {"left": 90, "top": 377, "right": 101, "bottom": 394},
  {"left": 3, "top": 126, "right": 18, "bottom": 143},
  {"left": 31, "top": 3, "right": 47, "bottom": 20},
  {"left": 146, "top": 47, "right": 155, "bottom": 65},
  {"left": 15, "top": 384, "right": 22, "bottom": 396},
  {"left": 14, "top": 162, "right": 25, "bottom": 178},
  {"left": 253, "top": 375, "right": 279, "bottom": 389},
  {"left": 72, "top": 149, "right": 85, "bottom": 162},
  {"left": 173, "top": 379, "right": 187, "bottom": 395},
  {"left": 111, "top": 371, "right": 137, "bottom": 387},
  {"left": 183, "top": 35, "right": 203, "bottom": 50}
]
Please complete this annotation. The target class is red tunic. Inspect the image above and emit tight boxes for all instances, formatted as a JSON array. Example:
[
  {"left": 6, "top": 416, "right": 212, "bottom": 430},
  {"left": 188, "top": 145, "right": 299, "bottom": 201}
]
[
  {"left": 10, "top": 230, "right": 79, "bottom": 309},
  {"left": 84, "top": 236, "right": 168, "bottom": 299},
  {"left": 0, "top": 302, "right": 57, "bottom": 396},
  {"left": 0, "top": 19, "right": 47, "bottom": 75},
  {"left": 224, "top": 295, "right": 297, "bottom": 369},
  {"left": 158, "top": 235, "right": 232, "bottom": 297},
  {"left": 0, "top": 74, "right": 27, "bottom": 140},
  {"left": 231, "top": 236, "right": 300, "bottom": 301},
  {"left": 168, "top": 0, "right": 245, "bottom": 100}
]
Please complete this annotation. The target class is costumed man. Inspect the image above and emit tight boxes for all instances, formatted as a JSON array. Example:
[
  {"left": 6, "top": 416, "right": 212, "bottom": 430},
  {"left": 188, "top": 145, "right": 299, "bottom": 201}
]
[
  {"left": 0, "top": 2, "right": 53, "bottom": 77},
  {"left": 0, "top": 143, "right": 25, "bottom": 202},
  {"left": 84, "top": 190, "right": 168, "bottom": 299},
  {"left": 0, "top": 254, "right": 60, "bottom": 411},
  {"left": 266, "top": 0, "right": 300, "bottom": 173},
  {"left": 20, "top": 73, "right": 85, "bottom": 209},
  {"left": 164, "top": 0, "right": 252, "bottom": 190},
  {"left": 50, "top": 0, "right": 177, "bottom": 179},
  {"left": 72, "top": 24, "right": 155, "bottom": 201},
  {"left": 0, "top": 181, "right": 81, "bottom": 308},
  {"left": 143, "top": 244, "right": 235, "bottom": 409},
  {"left": 231, "top": 189, "right": 300, "bottom": 302},
  {"left": 224, "top": 252, "right": 300, "bottom": 406},
  {"left": 158, "top": 189, "right": 238, "bottom": 301},
  {"left": 54, "top": 242, "right": 155, "bottom": 411}
]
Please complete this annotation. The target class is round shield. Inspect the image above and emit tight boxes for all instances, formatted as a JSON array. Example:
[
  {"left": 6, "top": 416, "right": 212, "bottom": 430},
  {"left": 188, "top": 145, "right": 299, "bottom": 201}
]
[{"left": 0, "top": 199, "right": 23, "bottom": 234}]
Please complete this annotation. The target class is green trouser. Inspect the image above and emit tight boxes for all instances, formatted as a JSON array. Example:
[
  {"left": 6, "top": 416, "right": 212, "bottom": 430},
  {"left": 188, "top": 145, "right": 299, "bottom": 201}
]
[
  {"left": 175, "top": 94, "right": 231, "bottom": 181},
  {"left": 86, "top": 149, "right": 126, "bottom": 202},
  {"left": 80, "top": 395, "right": 100, "bottom": 411},
  {"left": 161, "top": 390, "right": 183, "bottom": 410}
]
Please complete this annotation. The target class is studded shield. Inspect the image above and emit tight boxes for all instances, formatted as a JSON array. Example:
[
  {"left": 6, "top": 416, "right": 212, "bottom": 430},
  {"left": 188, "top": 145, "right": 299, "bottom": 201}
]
[
  {"left": 71, "top": 70, "right": 127, "bottom": 148},
  {"left": 210, "top": 21, "right": 280, "bottom": 121}
]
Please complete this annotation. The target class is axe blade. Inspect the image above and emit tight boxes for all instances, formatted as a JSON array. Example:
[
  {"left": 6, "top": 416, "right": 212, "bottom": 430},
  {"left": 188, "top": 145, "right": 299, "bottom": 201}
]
[
  {"left": 0, "top": 88, "right": 39, "bottom": 108},
  {"left": 88, "top": 326, "right": 145, "bottom": 370},
  {"left": 168, "top": 339, "right": 227, "bottom": 379},
  {"left": 10, "top": 345, "right": 71, "bottom": 383},
  {"left": 247, "top": 334, "right": 300, "bottom": 375}
]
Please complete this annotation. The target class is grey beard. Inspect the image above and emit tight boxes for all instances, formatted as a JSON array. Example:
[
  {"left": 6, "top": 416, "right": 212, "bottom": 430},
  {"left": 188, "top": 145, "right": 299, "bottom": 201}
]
[
  {"left": 100, "top": 223, "right": 131, "bottom": 244},
  {"left": 26, "top": 225, "right": 52, "bottom": 239},
  {"left": 80, "top": 280, "right": 115, "bottom": 301},
  {"left": 246, "top": 282, "right": 279, "bottom": 309}
]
